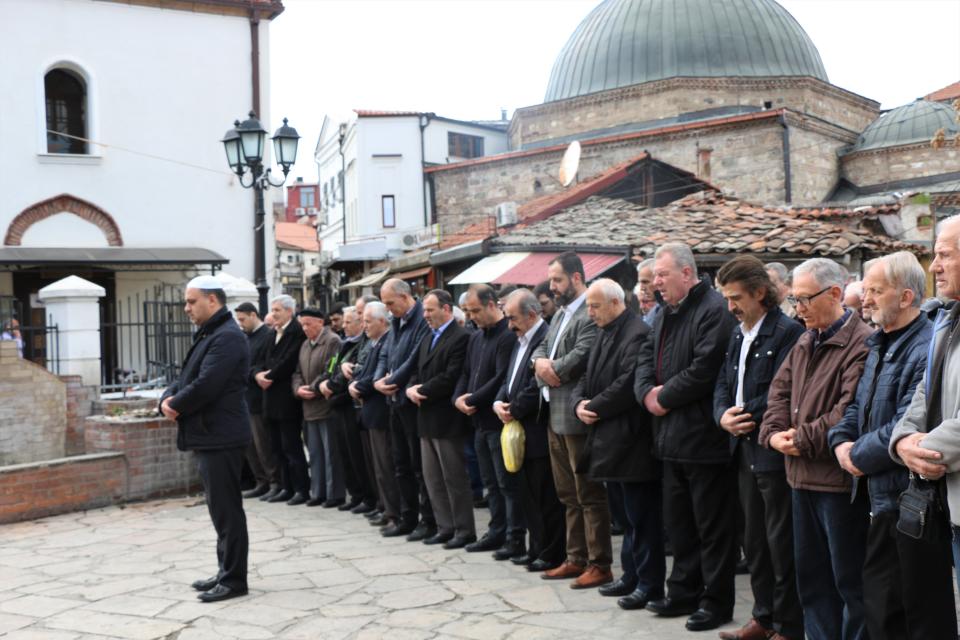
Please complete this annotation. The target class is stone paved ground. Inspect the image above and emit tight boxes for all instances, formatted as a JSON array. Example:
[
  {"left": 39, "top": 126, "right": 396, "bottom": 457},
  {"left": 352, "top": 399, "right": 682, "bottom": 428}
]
[{"left": 0, "top": 496, "right": 763, "bottom": 639}]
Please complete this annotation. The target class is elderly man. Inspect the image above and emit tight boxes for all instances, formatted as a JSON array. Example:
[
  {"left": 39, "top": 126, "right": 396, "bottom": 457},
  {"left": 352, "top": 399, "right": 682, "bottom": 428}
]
[
  {"left": 766, "top": 262, "right": 795, "bottom": 320},
  {"left": 714, "top": 256, "right": 805, "bottom": 640},
  {"left": 828, "top": 252, "right": 953, "bottom": 639},
  {"left": 160, "top": 276, "right": 250, "bottom": 602},
  {"left": 406, "top": 289, "right": 476, "bottom": 549},
  {"left": 531, "top": 252, "right": 609, "bottom": 589},
  {"left": 454, "top": 284, "right": 520, "bottom": 558},
  {"left": 374, "top": 279, "right": 433, "bottom": 539},
  {"left": 636, "top": 258, "right": 660, "bottom": 327},
  {"left": 256, "top": 295, "right": 309, "bottom": 505},
  {"left": 634, "top": 242, "right": 737, "bottom": 631},
  {"left": 759, "top": 258, "right": 873, "bottom": 640},
  {"left": 494, "top": 289, "right": 565, "bottom": 572},
  {"left": 573, "top": 279, "right": 664, "bottom": 611},
  {"left": 350, "top": 302, "right": 402, "bottom": 529},
  {"left": 292, "top": 309, "right": 342, "bottom": 507},
  {"left": 889, "top": 217, "right": 960, "bottom": 633}
]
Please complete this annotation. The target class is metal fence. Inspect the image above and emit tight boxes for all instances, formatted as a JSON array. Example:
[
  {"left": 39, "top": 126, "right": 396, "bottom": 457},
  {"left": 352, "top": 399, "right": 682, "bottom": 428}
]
[{"left": 0, "top": 296, "right": 60, "bottom": 372}]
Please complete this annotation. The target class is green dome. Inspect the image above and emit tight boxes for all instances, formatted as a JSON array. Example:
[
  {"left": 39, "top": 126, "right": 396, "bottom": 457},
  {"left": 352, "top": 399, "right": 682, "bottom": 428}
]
[
  {"left": 852, "top": 100, "right": 960, "bottom": 152},
  {"left": 544, "top": 0, "right": 828, "bottom": 103}
]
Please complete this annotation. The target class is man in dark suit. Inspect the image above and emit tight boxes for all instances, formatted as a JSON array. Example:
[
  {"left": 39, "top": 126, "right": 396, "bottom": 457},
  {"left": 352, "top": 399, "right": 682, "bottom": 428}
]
[
  {"left": 573, "top": 279, "right": 665, "bottom": 611},
  {"left": 374, "top": 279, "right": 434, "bottom": 539},
  {"left": 406, "top": 289, "right": 476, "bottom": 549},
  {"left": 234, "top": 302, "right": 278, "bottom": 499},
  {"left": 255, "top": 294, "right": 310, "bottom": 505},
  {"left": 494, "top": 288, "right": 565, "bottom": 572},
  {"left": 454, "top": 284, "right": 519, "bottom": 558},
  {"left": 160, "top": 276, "right": 251, "bottom": 603}
]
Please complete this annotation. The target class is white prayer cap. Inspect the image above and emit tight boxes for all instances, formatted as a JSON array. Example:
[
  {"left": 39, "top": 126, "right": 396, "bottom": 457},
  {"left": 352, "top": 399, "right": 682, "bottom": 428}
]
[{"left": 186, "top": 275, "right": 224, "bottom": 290}]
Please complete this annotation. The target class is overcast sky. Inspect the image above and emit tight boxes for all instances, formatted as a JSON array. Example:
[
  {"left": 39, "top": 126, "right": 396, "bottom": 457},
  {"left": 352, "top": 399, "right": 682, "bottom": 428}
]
[{"left": 268, "top": 0, "right": 960, "bottom": 182}]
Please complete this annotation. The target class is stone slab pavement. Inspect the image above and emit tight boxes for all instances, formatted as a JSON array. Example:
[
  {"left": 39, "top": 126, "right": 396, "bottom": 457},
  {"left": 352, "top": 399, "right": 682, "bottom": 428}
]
[{"left": 0, "top": 495, "right": 828, "bottom": 639}]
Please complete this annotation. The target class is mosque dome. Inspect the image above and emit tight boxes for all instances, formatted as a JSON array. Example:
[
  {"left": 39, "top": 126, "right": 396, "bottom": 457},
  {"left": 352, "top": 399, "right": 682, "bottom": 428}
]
[
  {"left": 544, "top": 0, "right": 828, "bottom": 103},
  {"left": 851, "top": 99, "right": 960, "bottom": 152}
]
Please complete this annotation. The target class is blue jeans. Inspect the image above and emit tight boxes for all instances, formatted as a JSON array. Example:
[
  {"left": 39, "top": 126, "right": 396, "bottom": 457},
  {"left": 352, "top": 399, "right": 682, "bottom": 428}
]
[
  {"left": 304, "top": 419, "right": 344, "bottom": 502},
  {"left": 792, "top": 489, "right": 869, "bottom": 640},
  {"left": 463, "top": 434, "right": 484, "bottom": 500},
  {"left": 474, "top": 429, "right": 524, "bottom": 540},
  {"left": 953, "top": 526, "right": 960, "bottom": 596},
  {"left": 608, "top": 481, "right": 665, "bottom": 597}
]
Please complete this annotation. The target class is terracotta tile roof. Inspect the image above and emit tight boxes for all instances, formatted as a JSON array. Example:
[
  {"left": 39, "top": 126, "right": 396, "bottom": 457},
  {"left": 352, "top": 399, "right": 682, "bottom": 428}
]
[
  {"left": 354, "top": 110, "right": 424, "bottom": 118},
  {"left": 275, "top": 221, "right": 319, "bottom": 252},
  {"left": 424, "top": 109, "right": 785, "bottom": 174},
  {"left": 926, "top": 81, "right": 960, "bottom": 103},
  {"left": 789, "top": 203, "right": 901, "bottom": 219},
  {"left": 491, "top": 191, "right": 923, "bottom": 259}
]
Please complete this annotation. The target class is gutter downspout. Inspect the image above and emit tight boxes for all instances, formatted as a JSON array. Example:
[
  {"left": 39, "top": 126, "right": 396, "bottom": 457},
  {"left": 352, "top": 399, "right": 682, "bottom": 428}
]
[
  {"left": 339, "top": 130, "right": 347, "bottom": 247},
  {"left": 419, "top": 113, "right": 434, "bottom": 228},
  {"left": 779, "top": 112, "right": 792, "bottom": 204}
]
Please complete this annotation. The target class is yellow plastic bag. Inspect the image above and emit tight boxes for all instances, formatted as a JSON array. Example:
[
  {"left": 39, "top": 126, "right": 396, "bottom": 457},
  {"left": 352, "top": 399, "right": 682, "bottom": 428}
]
[{"left": 501, "top": 420, "right": 526, "bottom": 473}]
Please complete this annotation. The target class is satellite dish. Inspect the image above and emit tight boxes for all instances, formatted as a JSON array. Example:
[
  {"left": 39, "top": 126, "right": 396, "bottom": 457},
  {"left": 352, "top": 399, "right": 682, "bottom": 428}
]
[{"left": 559, "top": 140, "right": 581, "bottom": 187}]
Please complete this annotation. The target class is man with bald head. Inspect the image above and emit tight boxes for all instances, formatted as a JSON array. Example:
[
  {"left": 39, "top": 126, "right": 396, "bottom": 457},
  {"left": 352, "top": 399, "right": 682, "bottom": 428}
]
[
  {"left": 374, "top": 278, "right": 434, "bottom": 539},
  {"left": 574, "top": 279, "right": 663, "bottom": 611}
]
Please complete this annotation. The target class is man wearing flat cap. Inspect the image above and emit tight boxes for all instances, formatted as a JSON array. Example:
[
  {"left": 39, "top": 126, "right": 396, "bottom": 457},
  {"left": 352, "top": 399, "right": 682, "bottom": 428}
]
[{"left": 160, "top": 275, "right": 251, "bottom": 603}]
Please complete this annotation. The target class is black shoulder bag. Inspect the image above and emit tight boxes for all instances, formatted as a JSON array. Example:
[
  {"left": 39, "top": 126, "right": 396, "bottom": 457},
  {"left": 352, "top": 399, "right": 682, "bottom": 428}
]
[{"left": 897, "top": 471, "right": 941, "bottom": 540}]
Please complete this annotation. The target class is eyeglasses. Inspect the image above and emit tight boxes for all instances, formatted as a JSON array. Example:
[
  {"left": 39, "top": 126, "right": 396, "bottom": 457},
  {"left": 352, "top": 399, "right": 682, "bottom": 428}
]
[{"left": 786, "top": 286, "right": 832, "bottom": 308}]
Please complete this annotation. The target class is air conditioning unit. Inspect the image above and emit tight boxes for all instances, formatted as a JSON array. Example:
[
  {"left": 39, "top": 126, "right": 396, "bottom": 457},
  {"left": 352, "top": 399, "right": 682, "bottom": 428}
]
[
  {"left": 495, "top": 202, "right": 518, "bottom": 227},
  {"left": 307, "top": 208, "right": 318, "bottom": 215},
  {"left": 295, "top": 207, "right": 306, "bottom": 217},
  {"left": 401, "top": 234, "right": 418, "bottom": 248}
]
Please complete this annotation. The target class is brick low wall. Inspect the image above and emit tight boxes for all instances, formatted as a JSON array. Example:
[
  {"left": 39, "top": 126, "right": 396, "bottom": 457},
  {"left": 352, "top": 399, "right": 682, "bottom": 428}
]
[
  {"left": 62, "top": 375, "right": 98, "bottom": 456},
  {"left": 0, "top": 341, "right": 66, "bottom": 465},
  {"left": 0, "top": 453, "right": 126, "bottom": 524}
]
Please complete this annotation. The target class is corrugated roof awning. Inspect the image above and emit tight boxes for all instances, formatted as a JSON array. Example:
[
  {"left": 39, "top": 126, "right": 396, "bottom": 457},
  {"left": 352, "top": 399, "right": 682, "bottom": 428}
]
[
  {"left": 448, "top": 252, "right": 530, "bottom": 285},
  {"left": 492, "top": 252, "right": 625, "bottom": 286},
  {"left": 341, "top": 270, "right": 390, "bottom": 289},
  {"left": 393, "top": 266, "right": 432, "bottom": 280},
  {"left": 0, "top": 247, "right": 228, "bottom": 270}
]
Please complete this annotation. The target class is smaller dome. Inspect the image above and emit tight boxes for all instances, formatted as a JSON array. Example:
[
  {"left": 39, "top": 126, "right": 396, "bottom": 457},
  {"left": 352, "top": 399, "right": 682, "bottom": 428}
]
[{"left": 853, "top": 100, "right": 959, "bottom": 152}]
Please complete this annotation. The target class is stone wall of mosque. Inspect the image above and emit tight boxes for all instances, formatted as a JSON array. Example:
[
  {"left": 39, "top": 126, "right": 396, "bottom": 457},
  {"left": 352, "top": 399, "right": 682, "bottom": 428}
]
[{"left": 842, "top": 142, "right": 960, "bottom": 188}]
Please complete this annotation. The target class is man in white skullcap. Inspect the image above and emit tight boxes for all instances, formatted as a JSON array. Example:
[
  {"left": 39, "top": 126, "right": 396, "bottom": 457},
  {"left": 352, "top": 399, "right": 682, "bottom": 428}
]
[{"left": 160, "top": 274, "right": 252, "bottom": 602}]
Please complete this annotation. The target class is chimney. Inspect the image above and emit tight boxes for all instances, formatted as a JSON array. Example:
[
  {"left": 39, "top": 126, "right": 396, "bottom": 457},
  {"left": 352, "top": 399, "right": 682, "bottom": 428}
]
[{"left": 500, "top": 108, "right": 507, "bottom": 121}]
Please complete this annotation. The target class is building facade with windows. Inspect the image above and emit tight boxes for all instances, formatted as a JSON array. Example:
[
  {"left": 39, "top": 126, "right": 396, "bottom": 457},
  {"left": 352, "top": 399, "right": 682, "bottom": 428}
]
[
  {"left": 0, "top": 0, "right": 284, "bottom": 385},
  {"left": 283, "top": 177, "right": 320, "bottom": 223}
]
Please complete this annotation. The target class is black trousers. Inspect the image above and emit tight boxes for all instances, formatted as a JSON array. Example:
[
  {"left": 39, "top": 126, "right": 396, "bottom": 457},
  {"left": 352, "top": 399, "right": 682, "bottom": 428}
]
[
  {"left": 663, "top": 460, "right": 737, "bottom": 616},
  {"left": 335, "top": 405, "right": 376, "bottom": 505},
  {"left": 265, "top": 417, "right": 310, "bottom": 495},
  {"left": 195, "top": 447, "right": 248, "bottom": 590},
  {"left": 390, "top": 403, "right": 434, "bottom": 528},
  {"left": 609, "top": 480, "right": 666, "bottom": 597},
  {"left": 359, "top": 429, "right": 380, "bottom": 509},
  {"left": 737, "top": 453, "right": 803, "bottom": 638},
  {"left": 518, "top": 456, "right": 565, "bottom": 564},
  {"left": 863, "top": 509, "right": 957, "bottom": 640}
]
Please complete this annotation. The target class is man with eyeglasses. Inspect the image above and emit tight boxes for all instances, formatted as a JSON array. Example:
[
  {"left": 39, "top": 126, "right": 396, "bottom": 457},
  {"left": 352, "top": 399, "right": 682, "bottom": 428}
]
[{"left": 759, "top": 258, "right": 872, "bottom": 640}]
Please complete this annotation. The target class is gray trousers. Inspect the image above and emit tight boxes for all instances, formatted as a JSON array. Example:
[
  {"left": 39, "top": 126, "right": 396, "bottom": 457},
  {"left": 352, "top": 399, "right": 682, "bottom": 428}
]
[
  {"left": 247, "top": 414, "right": 279, "bottom": 487},
  {"left": 369, "top": 428, "right": 400, "bottom": 520},
  {"left": 304, "top": 418, "right": 344, "bottom": 501},
  {"left": 421, "top": 436, "right": 476, "bottom": 537}
]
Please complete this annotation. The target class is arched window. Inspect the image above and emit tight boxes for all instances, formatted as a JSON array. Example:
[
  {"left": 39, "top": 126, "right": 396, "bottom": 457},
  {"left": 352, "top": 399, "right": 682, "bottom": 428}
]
[{"left": 44, "top": 69, "right": 87, "bottom": 154}]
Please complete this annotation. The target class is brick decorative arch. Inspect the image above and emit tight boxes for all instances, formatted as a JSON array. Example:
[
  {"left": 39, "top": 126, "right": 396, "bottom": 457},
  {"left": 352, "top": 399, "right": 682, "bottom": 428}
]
[{"left": 5, "top": 194, "right": 123, "bottom": 246}]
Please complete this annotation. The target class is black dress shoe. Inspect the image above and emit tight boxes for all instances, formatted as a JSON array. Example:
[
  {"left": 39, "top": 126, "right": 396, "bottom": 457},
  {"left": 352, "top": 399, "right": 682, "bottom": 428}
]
[
  {"left": 406, "top": 523, "right": 436, "bottom": 542},
  {"left": 365, "top": 509, "right": 383, "bottom": 520},
  {"left": 423, "top": 531, "right": 454, "bottom": 545},
  {"left": 243, "top": 484, "right": 270, "bottom": 499},
  {"left": 338, "top": 498, "right": 361, "bottom": 511},
  {"left": 198, "top": 583, "right": 248, "bottom": 603},
  {"left": 381, "top": 522, "right": 415, "bottom": 537},
  {"left": 266, "top": 489, "right": 293, "bottom": 503},
  {"left": 473, "top": 496, "right": 488, "bottom": 509},
  {"left": 646, "top": 597, "right": 699, "bottom": 617},
  {"left": 442, "top": 533, "right": 477, "bottom": 550},
  {"left": 510, "top": 554, "right": 534, "bottom": 566},
  {"left": 598, "top": 577, "right": 637, "bottom": 597},
  {"left": 286, "top": 492, "right": 308, "bottom": 506},
  {"left": 618, "top": 589, "right": 655, "bottom": 610},
  {"left": 610, "top": 523, "right": 625, "bottom": 536},
  {"left": 685, "top": 608, "right": 731, "bottom": 632},
  {"left": 464, "top": 534, "right": 504, "bottom": 553},
  {"left": 352, "top": 502, "right": 376, "bottom": 515},
  {"left": 492, "top": 540, "right": 526, "bottom": 561},
  {"left": 305, "top": 497, "right": 325, "bottom": 507},
  {"left": 191, "top": 576, "right": 219, "bottom": 592},
  {"left": 526, "top": 558, "right": 561, "bottom": 572},
  {"left": 259, "top": 487, "right": 281, "bottom": 502},
  {"left": 322, "top": 498, "right": 346, "bottom": 509},
  {"left": 369, "top": 515, "right": 390, "bottom": 527}
]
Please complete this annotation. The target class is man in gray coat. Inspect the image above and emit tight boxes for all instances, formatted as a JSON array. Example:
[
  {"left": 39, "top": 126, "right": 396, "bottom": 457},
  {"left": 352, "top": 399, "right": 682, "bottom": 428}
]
[
  {"left": 890, "top": 216, "right": 960, "bottom": 619},
  {"left": 531, "top": 252, "right": 609, "bottom": 589}
]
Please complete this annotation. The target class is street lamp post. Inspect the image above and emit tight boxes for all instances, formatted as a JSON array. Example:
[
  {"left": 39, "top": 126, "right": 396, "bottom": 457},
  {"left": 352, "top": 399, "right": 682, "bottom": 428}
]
[{"left": 222, "top": 111, "right": 300, "bottom": 317}]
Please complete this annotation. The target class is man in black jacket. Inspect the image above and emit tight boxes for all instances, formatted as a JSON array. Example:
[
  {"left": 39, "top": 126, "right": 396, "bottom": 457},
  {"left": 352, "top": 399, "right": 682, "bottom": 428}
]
[
  {"left": 573, "top": 279, "right": 665, "bottom": 611},
  {"left": 494, "top": 288, "right": 565, "bottom": 572},
  {"left": 256, "top": 295, "right": 310, "bottom": 505},
  {"left": 374, "top": 279, "right": 434, "bottom": 539},
  {"left": 407, "top": 289, "right": 476, "bottom": 549},
  {"left": 234, "top": 302, "right": 278, "bottom": 499},
  {"left": 454, "top": 284, "right": 520, "bottom": 558},
  {"left": 634, "top": 242, "right": 738, "bottom": 631},
  {"left": 160, "top": 276, "right": 251, "bottom": 603},
  {"left": 713, "top": 256, "right": 805, "bottom": 640}
]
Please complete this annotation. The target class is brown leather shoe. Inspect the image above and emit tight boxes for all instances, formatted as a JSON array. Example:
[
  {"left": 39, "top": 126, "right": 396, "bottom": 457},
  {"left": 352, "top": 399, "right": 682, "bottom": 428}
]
[
  {"left": 718, "top": 619, "right": 773, "bottom": 640},
  {"left": 540, "top": 561, "right": 585, "bottom": 580},
  {"left": 569, "top": 565, "right": 613, "bottom": 590}
]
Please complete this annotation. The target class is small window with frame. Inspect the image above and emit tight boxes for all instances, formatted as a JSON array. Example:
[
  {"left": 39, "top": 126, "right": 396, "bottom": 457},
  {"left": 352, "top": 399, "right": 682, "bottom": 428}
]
[{"left": 382, "top": 195, "right": 396, "bottom": 228}]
